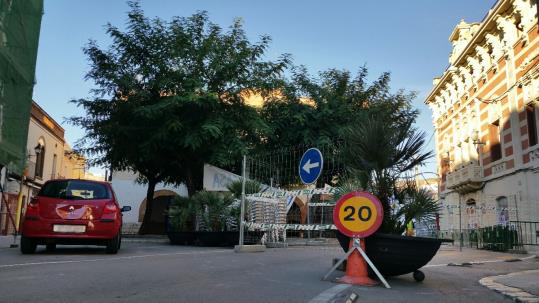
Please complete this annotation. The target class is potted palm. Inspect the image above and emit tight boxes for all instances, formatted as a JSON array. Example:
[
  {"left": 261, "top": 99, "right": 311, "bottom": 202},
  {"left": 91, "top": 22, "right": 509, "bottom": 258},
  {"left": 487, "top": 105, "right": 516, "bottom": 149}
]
[
  {"left": 167, "top": 189, "right": 264, "bottom": 246},
  {"left": 193, "top": 191, "right": 240, "bottom": 246},
  {"left": 167, "top": 196, "right": 199, "bottom": 245},
  {"left": 337, "top": 115, "right": 450, "bottom": 281}
]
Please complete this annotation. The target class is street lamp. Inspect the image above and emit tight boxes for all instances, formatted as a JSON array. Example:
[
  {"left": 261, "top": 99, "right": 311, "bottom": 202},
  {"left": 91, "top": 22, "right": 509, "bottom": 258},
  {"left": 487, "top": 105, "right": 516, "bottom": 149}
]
[
  {"left": 34, "top": 144, "right": 43, "bottom": 155},
  {"left": 471, "top": 130, "right": 485, "bottom": 147}
]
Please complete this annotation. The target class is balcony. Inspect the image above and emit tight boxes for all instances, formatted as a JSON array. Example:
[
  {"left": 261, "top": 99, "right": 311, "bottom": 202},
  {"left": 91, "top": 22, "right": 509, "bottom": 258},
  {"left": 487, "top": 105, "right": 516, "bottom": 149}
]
[{"left": 446, "top": 161, "right": 484, "bottom": 194}]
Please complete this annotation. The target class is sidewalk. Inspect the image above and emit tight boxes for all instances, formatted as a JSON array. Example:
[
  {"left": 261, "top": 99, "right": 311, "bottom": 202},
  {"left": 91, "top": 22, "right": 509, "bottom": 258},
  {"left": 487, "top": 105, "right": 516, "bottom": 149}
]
[
  {"left": 0, "top": 234, "right": 171, "bottom": 248},
  {"left": 480, "top": 266, "right": 539, "bottom": 303},
  {"left": 0, "top": 235, "right": 19, "bottom": 248}
]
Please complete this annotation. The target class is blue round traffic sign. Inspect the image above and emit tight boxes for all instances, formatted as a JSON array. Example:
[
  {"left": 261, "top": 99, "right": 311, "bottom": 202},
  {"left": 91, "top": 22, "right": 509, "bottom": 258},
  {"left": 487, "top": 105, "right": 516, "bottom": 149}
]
[{"left": 299, "top": 148, "right": 323, "bottom": 184}]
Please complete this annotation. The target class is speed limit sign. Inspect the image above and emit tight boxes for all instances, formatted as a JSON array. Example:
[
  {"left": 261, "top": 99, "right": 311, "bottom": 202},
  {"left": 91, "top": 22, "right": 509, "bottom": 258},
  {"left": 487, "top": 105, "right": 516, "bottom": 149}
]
[{"left": 333, "top": 191, "right": 383, "bottom": 238}]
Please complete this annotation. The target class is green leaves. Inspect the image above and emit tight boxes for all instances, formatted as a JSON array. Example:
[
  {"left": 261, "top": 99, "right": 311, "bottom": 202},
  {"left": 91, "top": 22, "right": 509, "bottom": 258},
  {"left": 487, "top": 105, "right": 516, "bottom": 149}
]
[
  {"left": 69, "top": 2, "right": 288, "bottom": 196},
  {"left": 341, "top": 106, "right": 435, "bottom": 234}
]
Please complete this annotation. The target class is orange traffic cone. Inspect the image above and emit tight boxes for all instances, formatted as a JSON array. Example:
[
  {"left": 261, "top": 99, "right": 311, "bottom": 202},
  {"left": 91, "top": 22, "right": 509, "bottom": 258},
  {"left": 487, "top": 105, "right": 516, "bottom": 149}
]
[{"left": 337, "top": 239, "right": 378, "bottom": 286}]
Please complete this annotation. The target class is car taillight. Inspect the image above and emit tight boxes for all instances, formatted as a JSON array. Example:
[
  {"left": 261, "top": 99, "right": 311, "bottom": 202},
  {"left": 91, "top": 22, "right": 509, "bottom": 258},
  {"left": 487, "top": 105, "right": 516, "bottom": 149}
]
[
  {"left": 103, "top": 203, "right": 118, "bottom": 214},
  {"left": 25, "top": 197, "right": 39, "bottom": 219},
  {"left": 101, "top": 203, "right": 119, "bottom": 221},
  {"left": 29, "top": 197, "right": 38, "bottom": 206}
]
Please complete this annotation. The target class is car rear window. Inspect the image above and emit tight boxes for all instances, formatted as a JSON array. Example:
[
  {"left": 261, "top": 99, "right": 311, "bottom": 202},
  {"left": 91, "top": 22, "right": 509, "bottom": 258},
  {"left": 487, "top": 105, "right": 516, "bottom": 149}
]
[{"left": 39, "top": 180, "right": 111, "bottom": 200}]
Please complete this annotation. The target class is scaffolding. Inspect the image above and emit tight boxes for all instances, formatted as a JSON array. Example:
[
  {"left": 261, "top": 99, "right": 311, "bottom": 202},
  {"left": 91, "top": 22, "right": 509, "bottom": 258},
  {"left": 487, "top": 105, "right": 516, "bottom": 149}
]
[{"left": 0, "top": 0, "right": 43, "bottom": 234}]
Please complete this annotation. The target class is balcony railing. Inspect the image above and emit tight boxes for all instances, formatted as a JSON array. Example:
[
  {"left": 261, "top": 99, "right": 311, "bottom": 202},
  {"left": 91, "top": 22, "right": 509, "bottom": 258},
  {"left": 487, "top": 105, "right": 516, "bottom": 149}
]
[{"left": 446, "top": 161, "right": 483, "bottom": 194}]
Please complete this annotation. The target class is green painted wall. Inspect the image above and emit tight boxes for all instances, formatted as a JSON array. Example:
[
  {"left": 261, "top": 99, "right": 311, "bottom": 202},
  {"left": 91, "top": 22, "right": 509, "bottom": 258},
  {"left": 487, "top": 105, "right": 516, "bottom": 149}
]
[{"left": 0, "top": 0, "right": 43, "bottom": 173}]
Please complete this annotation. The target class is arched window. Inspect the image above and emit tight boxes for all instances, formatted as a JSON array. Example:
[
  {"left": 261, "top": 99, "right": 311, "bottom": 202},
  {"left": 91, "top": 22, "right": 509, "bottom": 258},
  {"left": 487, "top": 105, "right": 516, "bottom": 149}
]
[
  {"left": 34, "top": 139, "right": 45, "bottom": 179},
  {"left": 496, "top": 196, "right": 509, "bottom": 225}
]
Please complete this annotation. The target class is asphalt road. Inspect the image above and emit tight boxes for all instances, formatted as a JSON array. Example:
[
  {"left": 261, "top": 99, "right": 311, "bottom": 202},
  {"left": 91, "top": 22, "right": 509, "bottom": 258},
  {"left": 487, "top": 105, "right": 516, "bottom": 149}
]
[{"left": 0, "top": 241, "right": 537, "bottom": 303}]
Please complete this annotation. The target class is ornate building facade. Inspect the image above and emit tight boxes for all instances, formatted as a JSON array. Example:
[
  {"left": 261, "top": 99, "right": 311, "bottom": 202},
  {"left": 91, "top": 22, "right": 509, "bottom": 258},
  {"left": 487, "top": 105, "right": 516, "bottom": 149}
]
[{"left": 426, "top": 0, "right": 539, "bottom": 231}]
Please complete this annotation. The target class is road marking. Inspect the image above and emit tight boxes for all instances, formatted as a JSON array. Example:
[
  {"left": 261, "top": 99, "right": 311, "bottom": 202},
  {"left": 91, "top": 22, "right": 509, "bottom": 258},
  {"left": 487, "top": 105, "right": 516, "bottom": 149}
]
[
  {"left": 308, "top": 284, "right": 351, "bottom": 303},
  {"left": 0, "top": 249, "right": 231, "bottom": 269}
]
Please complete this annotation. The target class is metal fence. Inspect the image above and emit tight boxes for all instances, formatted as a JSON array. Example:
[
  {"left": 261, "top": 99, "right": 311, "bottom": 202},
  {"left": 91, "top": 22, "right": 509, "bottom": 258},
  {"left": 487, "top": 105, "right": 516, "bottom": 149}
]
[
  {"left": 237, "top": 143, "right": 346, "bottom": 246},
  {"left": 438, "top": 221, "right": 539, "bottom": 252},
  {"left": 512, "top": 221, "right": 539, "bottom": 247}
]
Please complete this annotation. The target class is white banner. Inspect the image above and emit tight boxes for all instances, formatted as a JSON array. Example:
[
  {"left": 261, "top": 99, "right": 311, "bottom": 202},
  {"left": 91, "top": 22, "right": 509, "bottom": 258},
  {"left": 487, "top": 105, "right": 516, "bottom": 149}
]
[{"left": 203, "top": 164, "right": 241, "bottom": 192}]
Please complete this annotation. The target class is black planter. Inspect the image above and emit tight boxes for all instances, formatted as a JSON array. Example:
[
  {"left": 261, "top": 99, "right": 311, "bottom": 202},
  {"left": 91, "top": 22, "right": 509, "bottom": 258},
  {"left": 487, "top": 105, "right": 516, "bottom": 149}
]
[
  {"left": 167, "top": 231, "right": 264, "bottom": 247},
  {"left": 196, "top": 231, "right": 238, "bottom": 247},
  {"left": 365, "top": 233, "right": 450, "bottom": 277},
  {"left": 336, "top": 231, "right": 452, "bottom": 279},
  {"left": 167, "top": 231, "right": 197, "bottom": 245}
]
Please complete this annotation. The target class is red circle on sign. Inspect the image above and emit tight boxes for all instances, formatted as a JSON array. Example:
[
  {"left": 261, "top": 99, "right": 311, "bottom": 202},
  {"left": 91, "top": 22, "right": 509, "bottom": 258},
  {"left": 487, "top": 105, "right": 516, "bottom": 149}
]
[{"left": 333, "top": 191, "right": 384, "bottom": 238}]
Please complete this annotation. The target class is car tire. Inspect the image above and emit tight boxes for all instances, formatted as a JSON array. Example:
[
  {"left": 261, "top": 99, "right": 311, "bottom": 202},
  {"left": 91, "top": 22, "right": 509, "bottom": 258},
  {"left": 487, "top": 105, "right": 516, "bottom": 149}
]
[
  {"left": 20, "top": 236, "right": 37, "bottom": 254},
  {"left": 46, "top": 243, "right": 56, "bottom": 252},
  {"left": 105, "top": 233, "right": 120, "bottom": 254}
]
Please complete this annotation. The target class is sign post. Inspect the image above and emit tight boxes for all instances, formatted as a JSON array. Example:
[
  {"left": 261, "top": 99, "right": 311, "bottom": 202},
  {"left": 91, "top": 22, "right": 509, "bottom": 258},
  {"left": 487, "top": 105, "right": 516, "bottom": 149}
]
[
  {"left": 323, "top": 191, "right": 390, "bottom": 288},
  {"left": 299, "top": 148, "right": 323, "bottom": 241}
]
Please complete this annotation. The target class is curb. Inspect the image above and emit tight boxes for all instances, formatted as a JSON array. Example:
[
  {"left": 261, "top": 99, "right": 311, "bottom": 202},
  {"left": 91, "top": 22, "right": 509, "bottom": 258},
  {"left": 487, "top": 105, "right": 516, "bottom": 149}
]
[
  {"left": 121, "top": 236, "right": 170, "bottom": 244},
  {"left": 234, "top": 244, "right": 266, "bottom": 253},
  {"left": 479, "top": 269, "right": 539, "bottom": 303}
]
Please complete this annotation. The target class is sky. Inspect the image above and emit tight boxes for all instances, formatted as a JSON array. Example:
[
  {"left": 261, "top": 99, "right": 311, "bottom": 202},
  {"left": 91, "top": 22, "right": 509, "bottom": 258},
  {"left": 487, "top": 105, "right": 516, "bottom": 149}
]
[{"left": 32, "top": 0, "right": 497, "bottom": 176}]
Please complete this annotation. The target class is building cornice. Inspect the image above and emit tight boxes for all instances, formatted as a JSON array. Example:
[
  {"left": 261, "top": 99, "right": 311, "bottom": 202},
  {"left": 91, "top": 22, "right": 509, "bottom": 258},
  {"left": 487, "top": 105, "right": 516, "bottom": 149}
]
[
  {"left": 425, "top": 0, "right": 508, "bottom": 105},
  {"left": 31, "top": 100, "right": 65, "bottom": 143}
]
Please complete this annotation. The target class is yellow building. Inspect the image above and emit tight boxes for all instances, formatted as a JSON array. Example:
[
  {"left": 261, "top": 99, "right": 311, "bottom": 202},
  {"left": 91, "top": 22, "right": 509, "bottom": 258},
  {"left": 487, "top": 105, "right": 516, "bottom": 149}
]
[
  {"left": 1, "top": 101, "right": 101, "bottom": 235},
  {"left": 425, "top": 0, "right": 539, "bottom": 232}
]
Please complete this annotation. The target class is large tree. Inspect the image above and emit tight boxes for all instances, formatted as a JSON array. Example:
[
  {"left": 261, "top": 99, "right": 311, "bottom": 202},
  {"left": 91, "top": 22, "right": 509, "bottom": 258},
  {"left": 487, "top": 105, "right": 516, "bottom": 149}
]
[
  {"left": 69, "top": 2, "right": 289, "bottom": 233},
  {"left": 258, "top": 66, "right": 419, "bottom": 186}
]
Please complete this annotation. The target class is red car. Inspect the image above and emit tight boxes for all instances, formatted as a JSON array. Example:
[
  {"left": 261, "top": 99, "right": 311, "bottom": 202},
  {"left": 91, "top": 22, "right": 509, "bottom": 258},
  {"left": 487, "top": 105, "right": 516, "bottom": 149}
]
[{"left": 20, "top": 179, "right": 131, "bottom": 254}]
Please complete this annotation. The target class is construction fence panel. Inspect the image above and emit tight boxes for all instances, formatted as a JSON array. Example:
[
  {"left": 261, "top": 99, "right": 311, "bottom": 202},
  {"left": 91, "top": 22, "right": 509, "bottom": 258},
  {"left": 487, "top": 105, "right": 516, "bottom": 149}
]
[{"left": 240, "top": 143, "right": 346, "bottom": 248}]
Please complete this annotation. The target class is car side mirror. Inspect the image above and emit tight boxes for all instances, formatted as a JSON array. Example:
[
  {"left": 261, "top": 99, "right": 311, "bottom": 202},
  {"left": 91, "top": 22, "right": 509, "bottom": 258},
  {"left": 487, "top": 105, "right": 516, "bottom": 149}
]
[{"left": 121, "top": 206, "right": 132, "bottom": 212}]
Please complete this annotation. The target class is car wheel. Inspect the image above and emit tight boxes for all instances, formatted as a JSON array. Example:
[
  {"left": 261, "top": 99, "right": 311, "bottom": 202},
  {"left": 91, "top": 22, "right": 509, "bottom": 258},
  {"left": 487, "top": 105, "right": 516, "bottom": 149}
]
[
  {"left": 20, "top": 236, "right": 37, "bottom": 254},
  {"left": 46, "top": 243, "right": 56, "bottom": 252},
  {"left": 413, "top": 270, "right": 425, "bottom": 282},
  {"left": 105, "top": 233, "right": 120, "bottom": 254}
]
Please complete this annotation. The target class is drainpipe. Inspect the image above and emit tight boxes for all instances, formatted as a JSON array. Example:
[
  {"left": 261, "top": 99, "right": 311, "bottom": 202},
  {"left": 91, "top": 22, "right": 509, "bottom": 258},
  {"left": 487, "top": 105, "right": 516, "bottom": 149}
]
[{"left": 459, "top": 193, "right": 463, "bottom": 252}]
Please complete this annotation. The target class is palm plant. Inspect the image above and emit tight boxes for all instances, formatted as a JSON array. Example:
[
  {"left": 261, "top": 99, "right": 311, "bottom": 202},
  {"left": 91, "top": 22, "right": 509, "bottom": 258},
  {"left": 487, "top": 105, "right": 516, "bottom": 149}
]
[
  {"left": 167, "top": 196, "right": 199, "bottom": 231},
  {"left": 191, "top": 191, "right": 237, "bottom": 232},
  {"left": 342, "top": 115, "right": 436, "bottom": 234},
  {"left": 168, "top": 191, "right": 240, "bottom": 232}
]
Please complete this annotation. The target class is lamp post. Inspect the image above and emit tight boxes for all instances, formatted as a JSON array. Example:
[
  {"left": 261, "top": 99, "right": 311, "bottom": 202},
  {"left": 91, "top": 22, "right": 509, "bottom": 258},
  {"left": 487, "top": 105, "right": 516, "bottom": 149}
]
[{"left": 467, "top": 130, "right": 486, "bottom": 252}]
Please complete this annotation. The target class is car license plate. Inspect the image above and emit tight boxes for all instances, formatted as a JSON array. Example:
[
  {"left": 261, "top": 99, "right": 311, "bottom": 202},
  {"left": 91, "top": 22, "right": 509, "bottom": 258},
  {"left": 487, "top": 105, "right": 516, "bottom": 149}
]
[{"left": 53, "top": 224, "right": 86, "bottom": 233}]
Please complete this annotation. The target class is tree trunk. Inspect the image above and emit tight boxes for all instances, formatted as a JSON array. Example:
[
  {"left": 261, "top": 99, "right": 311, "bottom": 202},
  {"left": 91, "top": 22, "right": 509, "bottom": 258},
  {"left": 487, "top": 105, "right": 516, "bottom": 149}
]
[
  {"left": 185, "top": 164, "right": 203, "bottom": 197},
  {"left": 139, "top": 178, "right": 157, "bottom": 235}
]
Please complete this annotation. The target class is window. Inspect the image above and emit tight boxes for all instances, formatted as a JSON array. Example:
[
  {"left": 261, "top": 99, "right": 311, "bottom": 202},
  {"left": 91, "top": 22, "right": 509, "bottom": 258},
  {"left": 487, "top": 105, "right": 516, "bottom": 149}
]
[
  {"left": 38, "top": 180, "right": 110, "bottom": 200},
  {"left": 489, "top": 120, "right": 502, "bottom": 161},
  {"left": 34, "top": 144, "right": 45, "bottom": 179},
  {"left": 527, "top": 105, "right": 537, "bottom": 147}
]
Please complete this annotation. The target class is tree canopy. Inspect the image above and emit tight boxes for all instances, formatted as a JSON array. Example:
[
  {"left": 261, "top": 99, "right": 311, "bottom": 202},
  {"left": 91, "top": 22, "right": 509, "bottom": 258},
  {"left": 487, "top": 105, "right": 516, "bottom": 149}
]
[
  {"left": 70, "top": 1, "right": 431, "bottom": 235},
  {"left": 69, "top": 2, "right": 290, "bottom": 233},
  {"left": 259, "top": 66, "right": 418, "bottom": 151}
]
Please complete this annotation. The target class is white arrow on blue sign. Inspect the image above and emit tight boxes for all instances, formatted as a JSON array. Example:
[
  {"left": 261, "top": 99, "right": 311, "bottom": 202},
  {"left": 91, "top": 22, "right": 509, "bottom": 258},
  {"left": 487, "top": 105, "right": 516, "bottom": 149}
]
[{"left": 299, "top": 148, "right": 323, "bottom": 185}]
